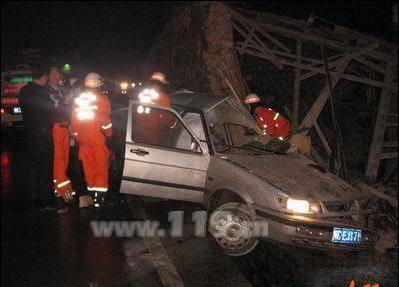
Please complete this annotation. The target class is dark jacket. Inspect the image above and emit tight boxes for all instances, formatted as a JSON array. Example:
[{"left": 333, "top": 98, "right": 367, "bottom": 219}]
[
  {"left": 45, "top": 84, "right": 71, "bottom": 123},
  {"left": 19, "top": 82, "right": 54, "bottom": 131}
]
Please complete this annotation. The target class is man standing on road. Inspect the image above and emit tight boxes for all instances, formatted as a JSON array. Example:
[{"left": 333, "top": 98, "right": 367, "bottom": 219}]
[
  {"left": 65, "top": 77, "right": 94, "bottom": 209},
  {"left": 70, "top": 72, "right": 113, "bottom": 208},
  {"left": 19, "top": 66, "right": 55, "bottom": 211},
  {"left": 46, "top": 67, "right": 74, "bottom": 213}
]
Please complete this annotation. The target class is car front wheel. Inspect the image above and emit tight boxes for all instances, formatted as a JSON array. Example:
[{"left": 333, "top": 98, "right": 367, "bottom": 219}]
[{"left": 208, "top": 202, "right": 259, "bottom": 256}]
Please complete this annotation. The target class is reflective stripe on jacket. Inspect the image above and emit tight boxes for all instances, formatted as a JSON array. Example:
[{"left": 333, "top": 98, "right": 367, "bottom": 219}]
[
  {"left": 70, "top": 90, "right": 112, "bottom": 142},
  {"left": 254, "top": 106, "right": 292, "bottom": 138}
]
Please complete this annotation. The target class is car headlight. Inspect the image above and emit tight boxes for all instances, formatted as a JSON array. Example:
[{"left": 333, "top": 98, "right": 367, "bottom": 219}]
[
  {"left": 287, "top": 199, "right": 310, "bottom": 213},
  {"left": 276, "top": 196, "right": 321, "bottom": 214},
  {"left": 280, "top": 198, "right": 320, "bottom": 214},
  {"left": 120, "top": 82, "right": 129, "bottom": 90}
]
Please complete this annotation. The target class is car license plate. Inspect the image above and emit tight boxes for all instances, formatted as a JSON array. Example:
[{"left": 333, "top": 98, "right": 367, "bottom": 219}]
[{"left": 332, "top": 227, "right": 362, "bottom": 244}]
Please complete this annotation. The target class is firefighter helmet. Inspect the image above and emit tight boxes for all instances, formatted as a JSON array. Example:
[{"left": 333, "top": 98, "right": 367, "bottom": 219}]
[
  {"left": 150, "top": 72, "right": 169, "bottom": 85},
  {"left": 245, "top": 93, "right": 261, "bottom": 104},
  {"left": 84, "top": 73, "right": 103, "bottom": 88}
]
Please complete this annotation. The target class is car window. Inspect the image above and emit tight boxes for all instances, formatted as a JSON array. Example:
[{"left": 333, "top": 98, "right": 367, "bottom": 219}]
[
  {"left": 207, "top": 98, "right": 267, "bottom": 152},
  {"left": 206, "top": 121, "right": 226, "bottom": 153},
  {"left": 182, "top": 112, "right": 209, "bottom": 153},
  {"left": 131, "top": 104, "right": 201, "bottom": 153},
  {"left": 228, "top": 123, "right": 258, "bottom": 147}
]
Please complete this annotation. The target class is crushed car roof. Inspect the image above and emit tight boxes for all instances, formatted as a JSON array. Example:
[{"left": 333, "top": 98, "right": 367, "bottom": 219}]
[{"left": 169, "top": 89, "right": 230, "bottom": 113}]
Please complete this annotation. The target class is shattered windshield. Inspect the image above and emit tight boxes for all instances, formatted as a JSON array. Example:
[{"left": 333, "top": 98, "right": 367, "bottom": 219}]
[{"left": 206, "top": 98, "right": 291, "bottom": 154}]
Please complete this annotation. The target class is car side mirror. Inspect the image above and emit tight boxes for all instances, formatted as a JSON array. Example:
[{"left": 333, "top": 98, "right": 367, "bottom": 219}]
[{"left": 190, "top": 140, "right": 201, "bottom": 153}]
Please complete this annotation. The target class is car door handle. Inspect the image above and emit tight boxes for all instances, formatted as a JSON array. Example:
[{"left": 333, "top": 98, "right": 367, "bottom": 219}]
[{"left": 130, "top": 148, "right": 149, "bottom": 156}]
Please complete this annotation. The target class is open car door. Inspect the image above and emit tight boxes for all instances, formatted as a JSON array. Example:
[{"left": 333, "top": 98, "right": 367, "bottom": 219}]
[{"left": 119, "top": 101, "right": 210, "bottom": 203}]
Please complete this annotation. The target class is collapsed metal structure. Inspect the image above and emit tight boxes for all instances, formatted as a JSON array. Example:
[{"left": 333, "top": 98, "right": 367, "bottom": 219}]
[{"left": 146, "top": 2, "right": 398, "bottom": 184}]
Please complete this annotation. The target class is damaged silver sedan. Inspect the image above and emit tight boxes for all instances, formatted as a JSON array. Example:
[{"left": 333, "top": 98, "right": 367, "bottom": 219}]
[{"left": 118, "top": 89, "right": 377, "bottom": 256}]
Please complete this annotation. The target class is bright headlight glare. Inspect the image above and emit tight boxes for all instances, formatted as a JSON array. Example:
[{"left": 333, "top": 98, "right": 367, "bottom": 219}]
[
  {"left": 309, "top": 203, "right": 320, "bottom": 213},
  {"left": 120, "top": 82, "right": 128, "bottom": 90},
  {"left": 287, "top": 199, "right": 310, "bottom": 213}
]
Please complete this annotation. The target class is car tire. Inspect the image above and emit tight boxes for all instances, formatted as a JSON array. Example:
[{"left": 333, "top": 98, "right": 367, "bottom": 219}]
[{"left": 208, "top": 202, "right": 259, "bottom": 257}]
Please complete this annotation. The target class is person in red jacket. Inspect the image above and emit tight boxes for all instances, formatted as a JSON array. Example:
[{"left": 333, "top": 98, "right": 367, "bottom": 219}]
[
  {"left": 144, "top": 72, "right": 170, "bottom": 106},
  {"left": 245, "top": 93, "right": 292, "bottom": 140},
  {"left": 135, "top": 72, "right": 174, "bottom": 145},
  {"left": 70, "top": 72, "right": 112, "bottom": 207}
]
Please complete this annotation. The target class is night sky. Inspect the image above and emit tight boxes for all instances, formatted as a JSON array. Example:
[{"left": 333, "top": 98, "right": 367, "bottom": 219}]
[
  {"left": 1, "top": 1, "right": 396, "bottom": 80},
  {"left": 2, "top": 1, "right": 168, "bottom": 79}
]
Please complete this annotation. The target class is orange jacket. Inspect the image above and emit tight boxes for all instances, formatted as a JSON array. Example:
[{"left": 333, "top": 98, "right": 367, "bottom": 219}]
[
  {"left": 70, "top": 90, "right": 112, "bottom": 143},
  {"left": 135, "top": 91, "right": 173, "bottom": 145},
  {"left": 154, "top": 91, "right": 170, "bottom": 108},
  {"left": 254, "top": 106, "right": 292, "bottom": 139}
]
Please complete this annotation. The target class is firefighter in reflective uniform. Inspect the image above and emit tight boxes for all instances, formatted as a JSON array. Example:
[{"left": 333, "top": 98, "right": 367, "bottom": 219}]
[
  {"left": 46, "top": 67, "right": 74, "bottom": 205},
  {"left": 66, "top": 77, "right": 94, "bottom": 208},
  {"left": 147, "top": 72, "right": 170, "bottom": 107},
  {"left": 245, "top": 93, "right": 292, "bottom": 140},
  {"left": 136, "top": 72, "right": 174, "bottom": 145},
  {"left": 70, "top": 73, "right": 112, "bottom": 207}
]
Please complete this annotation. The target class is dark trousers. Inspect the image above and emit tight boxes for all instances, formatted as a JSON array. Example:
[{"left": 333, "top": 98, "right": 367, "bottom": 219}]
[
  {"left": 27, "top": 129, "right": 55, "bottom": 208},
  {"left": 68, "top": 141, "right": 88, "bottom": 197}
]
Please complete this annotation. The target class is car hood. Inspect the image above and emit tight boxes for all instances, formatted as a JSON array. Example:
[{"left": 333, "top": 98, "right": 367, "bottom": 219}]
[{"left": 222, "top": 154, "right": 358, "bottom": 202}]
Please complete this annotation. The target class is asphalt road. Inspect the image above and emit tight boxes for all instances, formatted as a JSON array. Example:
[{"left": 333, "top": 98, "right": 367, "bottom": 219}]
[{"left": 1, "top": 129, "right": 398, "bottom": 287}]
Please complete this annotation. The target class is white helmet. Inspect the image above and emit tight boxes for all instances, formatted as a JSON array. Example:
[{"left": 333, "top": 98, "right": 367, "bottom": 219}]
[
  {"left": 150, "top": 72, "right": 169, "bottom": 85},
  {"left": 245, "top": 93, "right": 261, "bottom": 104},
  {"left": 84, "top": 73, "right": 103, "bottom": 88}
]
